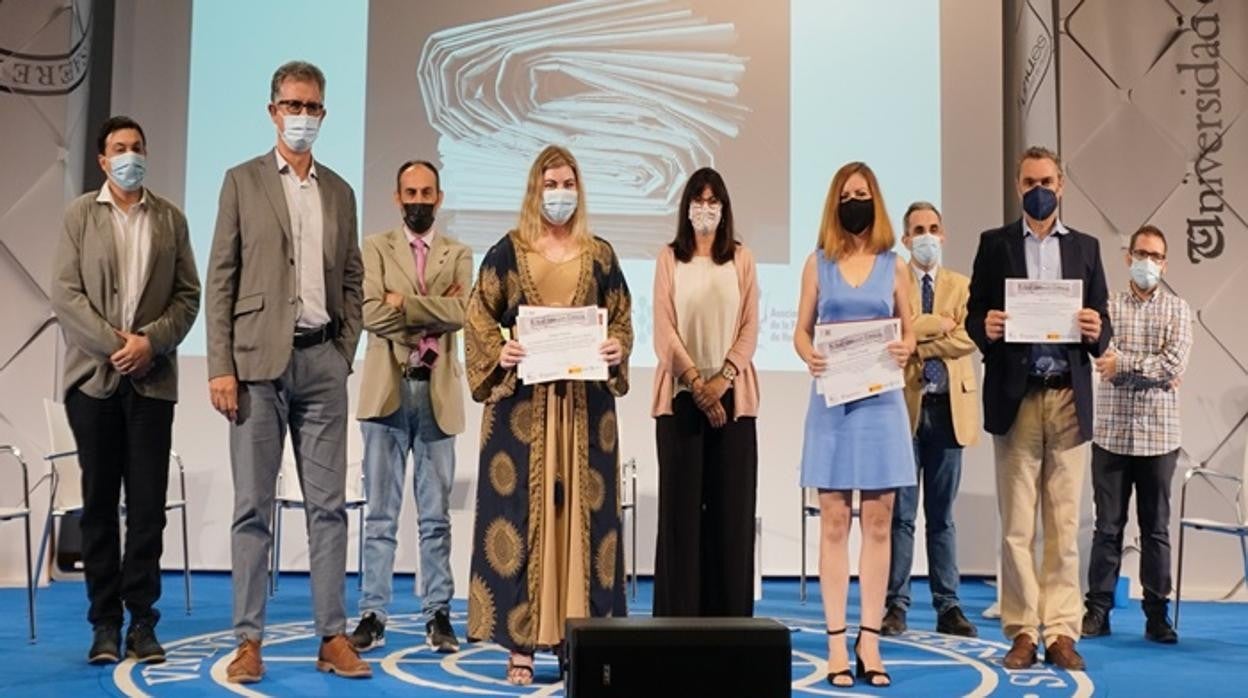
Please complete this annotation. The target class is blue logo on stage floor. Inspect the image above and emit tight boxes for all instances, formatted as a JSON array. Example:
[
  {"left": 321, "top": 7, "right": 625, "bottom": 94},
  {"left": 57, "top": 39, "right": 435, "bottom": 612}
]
[{"left": 111, "top": 612, "right": 1095, "bottom": 696}]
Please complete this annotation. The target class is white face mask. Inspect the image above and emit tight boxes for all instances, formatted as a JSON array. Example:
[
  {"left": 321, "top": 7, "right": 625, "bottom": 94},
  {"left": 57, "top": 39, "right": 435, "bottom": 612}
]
[
  {"left": 542, "top": 188, "right": 578, "bottom": 225},
  {"left": 1130, "top": 258, "right": 1162, "bottom": 290},
  {"left": 108, "top": 151, "right": 146, "bottom": 192},
  {"left": 910, "top": 233, "right": 942, "bottom": 267},
  {"left": 281, "top": 114, "right": 320, "bottom": 153},
  {"left": 689, "top": 203, "right": 722, "bottom": 235}
]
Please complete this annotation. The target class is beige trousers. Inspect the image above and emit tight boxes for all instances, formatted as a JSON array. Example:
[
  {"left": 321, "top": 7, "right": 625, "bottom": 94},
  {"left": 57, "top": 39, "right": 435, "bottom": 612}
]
[{"left": 993, "top": 387, "right": 1088, "bottom": 644}]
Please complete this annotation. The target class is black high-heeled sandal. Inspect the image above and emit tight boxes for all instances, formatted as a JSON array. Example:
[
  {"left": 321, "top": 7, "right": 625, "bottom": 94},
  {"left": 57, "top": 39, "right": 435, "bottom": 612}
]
[
  {"left": 855, "top": 626, "right": 892, "bottom": 688},
  {"left": 825, "top": 627, "right": 854, "bottom": 688}
]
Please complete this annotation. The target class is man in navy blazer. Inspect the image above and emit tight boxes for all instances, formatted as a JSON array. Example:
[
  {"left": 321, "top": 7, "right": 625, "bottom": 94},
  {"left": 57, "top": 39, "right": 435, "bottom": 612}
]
[{"left": 967, "top": 146, "right": 1111, "bottom": 672}]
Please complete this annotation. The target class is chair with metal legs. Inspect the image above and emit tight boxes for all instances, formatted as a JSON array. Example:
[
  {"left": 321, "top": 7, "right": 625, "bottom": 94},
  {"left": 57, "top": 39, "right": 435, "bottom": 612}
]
[
  {"left": 799, "top": 488, "right": 860, "bottom": 603},
  {"left": 621, "top": 457, "right": 638, "bottom": 600},
  {"left": 118, "top": 452, "right": 192, "bottom": 614},
  {"left": 39, "top": 400, "right": 194, "bottom": 613},
  {"left": 1174, "top": 466, "right": 1248, "bottom": 629},
  {"left": 270, "top": 457, "right": 367, "bottom": 596},
  {"left": 0, "top": 445, "right": 36, "bottom": 642}
]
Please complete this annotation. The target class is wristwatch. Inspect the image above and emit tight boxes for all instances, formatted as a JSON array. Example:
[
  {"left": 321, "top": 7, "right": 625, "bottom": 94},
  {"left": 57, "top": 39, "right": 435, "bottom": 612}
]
[{"left": 720, "top": 362, "right": 738, "bottom": 383}]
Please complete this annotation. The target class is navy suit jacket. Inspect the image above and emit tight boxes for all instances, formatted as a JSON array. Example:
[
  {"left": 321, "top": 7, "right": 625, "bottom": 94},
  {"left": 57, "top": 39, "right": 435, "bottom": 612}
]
[{"left": 966, "top": 220, "right": 1112, "bottom": 441}]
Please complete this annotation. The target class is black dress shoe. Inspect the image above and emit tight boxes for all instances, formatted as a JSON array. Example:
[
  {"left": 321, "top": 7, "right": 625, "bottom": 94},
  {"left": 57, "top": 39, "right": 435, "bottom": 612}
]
[
  {"left": 1081, "top": 608, "right": 1111, "bottom": 638},
  {"left": 88, "top": 625, "right": 121, "bottom": 665},
  {"left": 126, "top": 621, "right": 166, "bottom": 663},
  {"left": 881, "top": 606, "right": 907, "bottom": 636},
  {"left": 936, "top": 606, "right": 978, "bottom": 637},
  {"left": 1145, "top": 614, "right": 1178, "bottom": 644}
]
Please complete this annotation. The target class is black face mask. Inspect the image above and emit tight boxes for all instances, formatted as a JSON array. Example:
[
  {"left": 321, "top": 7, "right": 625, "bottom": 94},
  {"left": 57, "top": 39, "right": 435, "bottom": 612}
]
[
  {"left": 838, "top": 197, "right": 875, "bottom": 235},
  {"left": 403, "top": 203, "right": 436, "bottom": 234}
]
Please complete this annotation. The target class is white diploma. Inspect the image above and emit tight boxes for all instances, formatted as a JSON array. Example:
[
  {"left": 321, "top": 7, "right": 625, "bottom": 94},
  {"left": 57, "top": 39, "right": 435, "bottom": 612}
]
[
  {"left": 814, "top": 318, "right": 904, "bottom": 407},
  {"left": 516, "top": 305, "right": 609, "bottom": 384},
  {"left": 1004, "top": 279, "right": 1082, "bottom": 344}
]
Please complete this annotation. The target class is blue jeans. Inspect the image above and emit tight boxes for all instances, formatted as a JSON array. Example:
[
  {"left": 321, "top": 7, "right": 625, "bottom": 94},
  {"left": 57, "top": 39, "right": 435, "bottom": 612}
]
[
  {"left": 887, "top": 396, "right": 963, "bottom": 614},
  {"left": 359, "top": 377, "right": 455, "bottom": 623}
]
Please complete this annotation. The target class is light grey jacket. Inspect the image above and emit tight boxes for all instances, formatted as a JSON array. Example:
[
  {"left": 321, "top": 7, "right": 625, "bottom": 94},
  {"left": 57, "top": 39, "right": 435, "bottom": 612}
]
[
  {"left": 204, "top": 150, "right": 363, "bottom": 381},
  {"left": 51, "top": 189, "right": 201, "bottom": 401}
]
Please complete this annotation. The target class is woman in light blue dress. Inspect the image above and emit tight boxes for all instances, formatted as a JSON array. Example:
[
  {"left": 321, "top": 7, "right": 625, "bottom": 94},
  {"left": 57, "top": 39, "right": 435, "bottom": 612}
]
[{"left": 794, "top": 162, "right": 916, "bottom": 689}]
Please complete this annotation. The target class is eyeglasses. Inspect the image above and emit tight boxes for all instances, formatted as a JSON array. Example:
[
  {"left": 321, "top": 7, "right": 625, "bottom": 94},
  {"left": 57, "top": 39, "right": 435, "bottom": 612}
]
[
  {"left": 1130, "top": 249, "right": 1166, "bottom": 263},
  {"left": 274, "top": 99, "right": 324, "bottom": 116}
]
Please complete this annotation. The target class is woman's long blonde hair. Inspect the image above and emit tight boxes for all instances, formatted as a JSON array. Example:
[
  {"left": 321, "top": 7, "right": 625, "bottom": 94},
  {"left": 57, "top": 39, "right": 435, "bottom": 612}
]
[
  {"left": 515, "top": 145, "right": 592, "bottom": 249},
  {"left": 817, "top": 161, "right": 895, "bottom": 260}
]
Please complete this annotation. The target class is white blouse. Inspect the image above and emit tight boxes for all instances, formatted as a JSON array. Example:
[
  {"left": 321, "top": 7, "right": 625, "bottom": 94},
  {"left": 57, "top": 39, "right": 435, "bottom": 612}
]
[{"left": 673, "top": 256, "right": 740, "bottom": 387}]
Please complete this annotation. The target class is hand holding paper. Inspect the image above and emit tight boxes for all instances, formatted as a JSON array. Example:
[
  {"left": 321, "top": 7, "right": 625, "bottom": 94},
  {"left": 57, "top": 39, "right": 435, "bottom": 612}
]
[
  {"left": 813, "top": 318, "right": 905, "bottom": 407},
  {"left": 1004, "top": 279, "right": 1082, "bottom": 343}
]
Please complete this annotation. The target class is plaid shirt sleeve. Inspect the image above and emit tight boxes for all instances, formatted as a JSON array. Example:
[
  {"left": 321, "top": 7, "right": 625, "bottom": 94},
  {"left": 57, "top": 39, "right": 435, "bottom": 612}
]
[
  {"left": 1094, "top": 290, "right": 1192, "bottom": 456},
  {"left": 1117, "top": 295, "right": 1193, "bottom": 389}
]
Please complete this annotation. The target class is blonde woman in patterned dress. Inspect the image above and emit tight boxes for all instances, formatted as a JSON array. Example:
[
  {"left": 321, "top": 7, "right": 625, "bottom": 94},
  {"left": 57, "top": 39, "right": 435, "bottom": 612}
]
[{"left": 463, "top": 145, "right": 633, "bottom": 685}]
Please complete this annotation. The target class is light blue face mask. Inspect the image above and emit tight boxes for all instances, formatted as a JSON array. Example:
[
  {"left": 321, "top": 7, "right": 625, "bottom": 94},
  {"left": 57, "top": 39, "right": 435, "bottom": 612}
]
[
  {"left": 1130, "top": 258, "right": 1161, "bottom": 290},
  {"left": 281, "top": 114, "right": 320, "bottom": 153},
  {"left": 910, "top": 233, "right": 942, "bottom": 267},
  {"left": 108, "top": 151, "right": 146, "bottom": 192},
  {"left": 542, "top": 188, "right": 578, "bottom": 225}
]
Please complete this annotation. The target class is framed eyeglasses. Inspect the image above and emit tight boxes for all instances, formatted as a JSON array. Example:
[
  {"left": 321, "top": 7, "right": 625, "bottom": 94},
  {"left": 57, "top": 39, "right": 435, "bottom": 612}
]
[
  {"left": 1130, "top": 249, "right": 1166, "bottom": 263},
  {"left": 274, "top": 99, "right": 325, "bottom": 116}
]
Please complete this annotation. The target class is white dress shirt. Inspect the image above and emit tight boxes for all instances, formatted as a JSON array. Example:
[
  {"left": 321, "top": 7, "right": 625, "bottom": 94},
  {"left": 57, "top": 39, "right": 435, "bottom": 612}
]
[
  {"left": 97, "top": 185, "right": 152, "bottom": 332},
  {"left": 276, "top": 151, "right": 329, "bottom": 329}
]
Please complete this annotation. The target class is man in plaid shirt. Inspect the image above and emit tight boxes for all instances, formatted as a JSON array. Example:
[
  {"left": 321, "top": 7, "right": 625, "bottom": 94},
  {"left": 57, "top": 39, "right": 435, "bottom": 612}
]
[{"left": 1082, "top": 225, "right": 1192, "bottom": 644}]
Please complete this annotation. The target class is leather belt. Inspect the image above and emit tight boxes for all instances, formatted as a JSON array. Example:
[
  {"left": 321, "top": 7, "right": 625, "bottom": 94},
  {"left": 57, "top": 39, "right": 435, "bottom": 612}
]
[
  {"left": 293, "top": 321, "right": 337, "bottom": 349},
  {"left": 1027, "top": 372, "right": 1072, "bottom": 390},
  {"left": 403, "top": 365, "right": 432, "bottom": 381}
]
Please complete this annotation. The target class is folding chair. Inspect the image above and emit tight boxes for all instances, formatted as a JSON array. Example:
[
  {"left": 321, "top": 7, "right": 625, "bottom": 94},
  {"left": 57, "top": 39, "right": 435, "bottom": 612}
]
[
  {"left": 0, "top": 445, "right": 36, "bottom": 641},
  {"left": 39, "top": 400, "right": 193, "bottom": 613},
  {"left": 270, "top": 457, "right": 366, "bottom": 595},
  {"left": 1174, "top": 461, "right": 1248, "bottom": 628},
  {"left": 621, "top": 457, "right": 638, "bottom": 600},
  {"left": 799, "top": 488, "right": 861, "bottom": 603}
]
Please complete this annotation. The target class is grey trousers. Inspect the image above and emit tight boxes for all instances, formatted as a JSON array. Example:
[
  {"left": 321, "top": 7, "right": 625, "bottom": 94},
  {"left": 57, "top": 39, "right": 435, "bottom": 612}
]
[{"left": 230, "top": 342, "right": 350, "bottom": 641}]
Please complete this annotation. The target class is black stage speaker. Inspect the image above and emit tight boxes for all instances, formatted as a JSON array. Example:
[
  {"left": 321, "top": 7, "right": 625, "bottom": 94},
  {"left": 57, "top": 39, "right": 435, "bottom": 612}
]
[{"left": 564, "top": 617, "right": 791, "bottom": 697}]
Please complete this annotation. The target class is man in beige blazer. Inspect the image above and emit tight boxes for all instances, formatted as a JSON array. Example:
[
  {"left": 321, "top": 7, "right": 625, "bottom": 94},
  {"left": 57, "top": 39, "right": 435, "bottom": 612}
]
[
  {"left": 203, "top": 61, "right": 367, "bottom": 682},
  {"left": 882, "top": 202, "right": 981, "bottom": 638},
  {"left": 349, "top": 160, "right": 471, "bottom": 654},
  {"left": 51, "top": 116, "right": 200, "bottom": 665}
]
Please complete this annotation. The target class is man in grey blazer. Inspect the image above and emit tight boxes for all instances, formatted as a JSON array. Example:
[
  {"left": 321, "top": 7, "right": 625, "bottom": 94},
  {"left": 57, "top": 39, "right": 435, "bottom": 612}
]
[
  {"left": 51, "top": 116, "right": 200, "bottom": 665},
  {"left": 204, "top": 61, "right": 368, "bottom": 683}
]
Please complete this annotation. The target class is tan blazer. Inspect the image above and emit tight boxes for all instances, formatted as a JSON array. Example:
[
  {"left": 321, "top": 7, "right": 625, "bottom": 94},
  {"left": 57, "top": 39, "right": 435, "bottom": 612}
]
[
  {"left": 204, "top": 150, "right": 363, "bottom": 382},
  {"left": 355, "top": 227, "right": 472, "bottom": 436},
  {"left": 904, "top": 266, "right": 981, "bottom": 447},
  {"left": 51, "top": 190, "right": 201, "bottom": 402}
]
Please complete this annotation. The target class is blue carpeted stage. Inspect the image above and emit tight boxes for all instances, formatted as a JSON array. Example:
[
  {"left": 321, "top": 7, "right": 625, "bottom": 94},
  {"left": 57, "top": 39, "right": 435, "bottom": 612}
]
[{"left": 0, "top": 573, "right": 1241, "bottom": 696}]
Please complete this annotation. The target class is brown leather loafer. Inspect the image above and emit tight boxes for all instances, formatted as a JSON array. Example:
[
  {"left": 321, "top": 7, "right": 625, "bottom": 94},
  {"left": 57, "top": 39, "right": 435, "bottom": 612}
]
[
  {"left": 226, "top": 639, "right": 264, "bottom": 684},
  {"left": 317, "top": 634, "right": 372, "bottom": 678},
  {"left": 1044, "top": 636, "right": 1086, "bottom": 671},
  {"left": 1003, "top": 635, "right": 1038, "bottom": 669}
]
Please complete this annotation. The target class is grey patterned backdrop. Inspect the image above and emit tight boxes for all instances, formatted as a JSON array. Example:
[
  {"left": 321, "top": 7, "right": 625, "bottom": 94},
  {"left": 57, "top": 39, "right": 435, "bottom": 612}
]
[{"left": 1009, "top": 0, "right": 1248, "bottom": 600}]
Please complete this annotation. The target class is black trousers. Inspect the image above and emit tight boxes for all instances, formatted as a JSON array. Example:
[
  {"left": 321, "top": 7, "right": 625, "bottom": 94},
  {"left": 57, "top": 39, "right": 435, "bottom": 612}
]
[
  {"left": 65, "top": 380, "right": 173, "bottom": 629},
  {"left": 1085, "top": 444, "right": 1178, "bottom": 614},
  {"left": 653, "top": 390, "right": 758, "bottom": 617}
]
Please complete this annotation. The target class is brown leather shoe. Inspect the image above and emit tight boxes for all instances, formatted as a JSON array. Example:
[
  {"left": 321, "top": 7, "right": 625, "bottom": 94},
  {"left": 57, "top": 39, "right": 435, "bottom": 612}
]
[
  {"left": 1044, "top": 636, "right": 1086, "bottom": 671},
  {"left": 1002, "top": 635, "right": 1038, "bottom": 669},
  {"left": 227, "top": 639, "right": 264, "bottom": 684},
  {"left": 317, "top": 634, "right": 372, "bottom": 678}
]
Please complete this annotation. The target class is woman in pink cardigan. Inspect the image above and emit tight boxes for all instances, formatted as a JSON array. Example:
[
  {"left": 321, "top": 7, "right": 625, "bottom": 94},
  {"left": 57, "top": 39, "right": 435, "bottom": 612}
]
[{"left": 651, "top": 167, "right": 760, "bottom": 617}]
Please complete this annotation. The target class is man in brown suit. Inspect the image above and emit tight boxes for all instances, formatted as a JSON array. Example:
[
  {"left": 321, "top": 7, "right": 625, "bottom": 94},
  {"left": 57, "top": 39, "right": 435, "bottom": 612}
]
[
  {"left": 51, "top": 116, "right": 200, "bottom": 665},
  {"left": 204, "top": 61, "right": 367, "bottom": 682},
  {"left": 882, "top": 202, "right": 981, "bottom": 638},
  {"left": 348, "top": 160, "right": 472, "bottom": 654}
]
